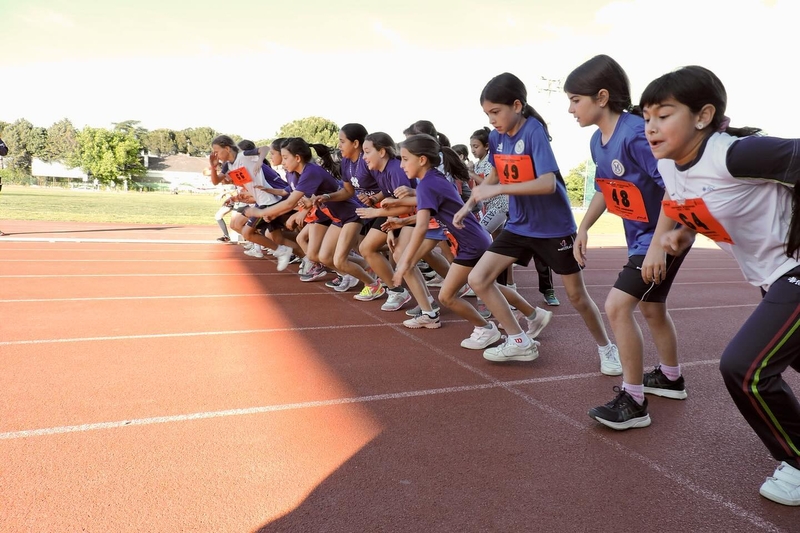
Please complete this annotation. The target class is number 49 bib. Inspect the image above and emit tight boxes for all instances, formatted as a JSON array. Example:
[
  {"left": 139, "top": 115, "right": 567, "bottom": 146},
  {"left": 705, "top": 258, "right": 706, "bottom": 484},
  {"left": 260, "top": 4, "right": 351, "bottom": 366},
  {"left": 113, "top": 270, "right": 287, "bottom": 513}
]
[
  {"left": 495, "top": 154, "right": 536, "bottom": 184},
  {"left": 662, "top": 197, "right": 734, "bottom": 244}
]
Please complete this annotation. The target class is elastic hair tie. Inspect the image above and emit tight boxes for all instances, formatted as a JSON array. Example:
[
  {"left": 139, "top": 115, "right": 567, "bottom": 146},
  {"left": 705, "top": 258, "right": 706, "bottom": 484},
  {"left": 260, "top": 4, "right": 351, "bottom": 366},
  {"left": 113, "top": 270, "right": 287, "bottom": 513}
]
[{"left": 718, "top": 115, "right": 731, "bottom": 132}]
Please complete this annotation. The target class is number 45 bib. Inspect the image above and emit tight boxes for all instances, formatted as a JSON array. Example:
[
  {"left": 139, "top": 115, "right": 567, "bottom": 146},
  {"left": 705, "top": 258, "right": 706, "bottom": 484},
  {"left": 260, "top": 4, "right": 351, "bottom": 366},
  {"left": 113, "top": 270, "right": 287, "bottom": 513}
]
[{"left": 662, "top": 197, "right": 734, "bottom": 244}]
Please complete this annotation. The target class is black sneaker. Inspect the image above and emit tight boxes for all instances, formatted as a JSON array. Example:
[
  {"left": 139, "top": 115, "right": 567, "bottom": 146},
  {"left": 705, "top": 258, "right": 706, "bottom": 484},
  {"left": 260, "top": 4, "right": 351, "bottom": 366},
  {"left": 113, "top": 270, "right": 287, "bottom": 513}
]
[
  {"left": 325, "top": 275, "right": 344, "bottom": 289},
  {"left": 643, "top": 366, "right": 687, "bottom": 400},
  {"left": 216, "top": 235, "right": 230, "bottom": 242},
  {"left": 588, "top": 387, "right": 651, "bottom": 430}
]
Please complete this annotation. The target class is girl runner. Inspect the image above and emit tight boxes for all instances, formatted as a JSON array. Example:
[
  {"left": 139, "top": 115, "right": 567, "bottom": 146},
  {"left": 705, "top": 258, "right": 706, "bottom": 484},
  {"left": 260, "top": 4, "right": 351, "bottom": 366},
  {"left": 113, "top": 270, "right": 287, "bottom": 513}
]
[
  {"left": 564, "top": 55, "right": 689, "bottom": 431},
  {"left": 641, "top": 65, "right": 800, "bottom": 506},
  {"left": 454, "top": 73, "right": 618, "bottom": 368}
]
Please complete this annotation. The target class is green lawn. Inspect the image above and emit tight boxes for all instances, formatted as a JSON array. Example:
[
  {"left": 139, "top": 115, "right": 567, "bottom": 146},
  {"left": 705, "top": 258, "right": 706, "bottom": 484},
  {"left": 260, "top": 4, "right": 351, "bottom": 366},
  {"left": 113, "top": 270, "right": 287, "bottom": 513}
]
[
  {"left": 0, "top": 185, "right": 221, "bottom": 225},
  {"left": 0, "top": 185, "right": 625, "bottom": 232}
]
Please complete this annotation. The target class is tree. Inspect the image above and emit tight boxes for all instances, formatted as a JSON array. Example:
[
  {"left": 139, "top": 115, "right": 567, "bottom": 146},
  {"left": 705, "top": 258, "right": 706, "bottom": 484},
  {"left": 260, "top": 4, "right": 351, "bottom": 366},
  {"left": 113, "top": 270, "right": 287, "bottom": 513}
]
[
  {"left": 1, "top": 118, "right": 47, "bottom": 173},
  {"left": 69, "top": 127, "right": 145, "bottom": 183},
  {"left": 112, "top": 120, "right": 148, "bottom": 142},
  {"left": 182, "top": 127, "right": 218, "bottom": 156},
  {"left": 43, "top": 119, "right": 78, "bottom": 162},
  {"left": 275, "top": 116, "right": 339, "bottom": 148},
  {"left": 143, "top": 129, "right": 178, "bottom": 156},
  {"left": 563, "top": 160, "right": 596, "bottom": 207}
]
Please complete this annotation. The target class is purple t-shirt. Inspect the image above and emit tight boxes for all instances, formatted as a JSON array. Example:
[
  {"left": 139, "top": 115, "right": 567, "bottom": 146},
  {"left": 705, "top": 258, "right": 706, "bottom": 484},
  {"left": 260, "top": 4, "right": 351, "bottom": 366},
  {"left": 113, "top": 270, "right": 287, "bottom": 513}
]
[
  {"left": 342, "top": 155, "right": 381, "bottom": 196},
  {"left": 416, "top": 169, "right": 492, "bottom": 260},
  {"left": 295, "top": 163, "right": 359, "bottom": 224},
  {"left": 263, "top": 164, "right": 288, "bottom": 189},
  {"left": 371, "top": 158, "right": 415, "bottom": 198}
]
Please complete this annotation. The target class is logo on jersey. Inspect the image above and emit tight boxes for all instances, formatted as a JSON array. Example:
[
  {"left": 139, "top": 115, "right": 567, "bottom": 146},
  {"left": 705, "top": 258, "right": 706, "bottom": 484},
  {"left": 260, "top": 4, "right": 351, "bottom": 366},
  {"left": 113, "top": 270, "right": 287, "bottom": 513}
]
[
  {"left": 514, "top": 140, "right": 525, "bottom": 154},
  {"left": 497, "top": 142, "right": 504, "bottom": 152},
  {"left": 557, "top": 239, "right": 572, "bottom": 252},
  {"left": 789, "top": 277, "right": 800, "bottom": 287},
  {"left": 611, "top": 159, "right": 625, "bottom": 176}
]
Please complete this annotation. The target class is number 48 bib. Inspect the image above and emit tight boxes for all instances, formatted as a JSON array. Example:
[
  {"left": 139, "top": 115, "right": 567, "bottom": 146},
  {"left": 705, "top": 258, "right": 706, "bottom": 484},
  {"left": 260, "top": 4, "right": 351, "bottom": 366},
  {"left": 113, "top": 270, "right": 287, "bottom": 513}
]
[{"left": 662, "top": 197, "right": 734, "bottom": 244}]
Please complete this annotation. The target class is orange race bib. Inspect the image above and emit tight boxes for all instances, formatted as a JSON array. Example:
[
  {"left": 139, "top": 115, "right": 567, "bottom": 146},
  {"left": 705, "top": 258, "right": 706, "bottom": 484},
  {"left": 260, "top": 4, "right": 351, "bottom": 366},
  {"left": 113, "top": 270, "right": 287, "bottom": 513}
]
[
  {"left": 596, "top": 179, "right": 649, "bottom": 223},
  {"left": 662, "top": 198, "right": 734, "bottom": 244},
  {"left": 228, "top": 167, "right": 253, "bottom": 186},
  {"left": 495, "top": 154, "right": 536, "bottom": 184}
]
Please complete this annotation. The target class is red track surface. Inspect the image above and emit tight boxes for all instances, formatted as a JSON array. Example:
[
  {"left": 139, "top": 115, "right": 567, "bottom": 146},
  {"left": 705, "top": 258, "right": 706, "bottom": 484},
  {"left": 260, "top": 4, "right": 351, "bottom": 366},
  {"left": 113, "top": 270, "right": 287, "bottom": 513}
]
[{"left": 1, "top": 220, "right": 798, "bottom": 532}]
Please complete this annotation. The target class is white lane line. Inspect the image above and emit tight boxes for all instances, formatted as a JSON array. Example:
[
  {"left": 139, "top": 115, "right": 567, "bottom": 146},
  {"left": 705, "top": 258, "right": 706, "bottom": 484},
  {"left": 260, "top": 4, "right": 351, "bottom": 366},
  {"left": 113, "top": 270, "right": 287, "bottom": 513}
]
[
  {"left": 0, "top": 304, "right": 758, "bottom": 346},
  {"left": 0, "top": 366, "right": 693, "bottom": 441},
  {"left": 0, "top": 281, "right": 753, "bottom": 303}
]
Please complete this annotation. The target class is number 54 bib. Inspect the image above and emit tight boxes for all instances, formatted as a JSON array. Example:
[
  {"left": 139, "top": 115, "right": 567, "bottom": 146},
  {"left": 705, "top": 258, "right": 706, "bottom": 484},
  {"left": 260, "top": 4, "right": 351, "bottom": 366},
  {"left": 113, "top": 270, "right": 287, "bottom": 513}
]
[{"left": 662, "top": 197, "right": 734, "bottom": 244}]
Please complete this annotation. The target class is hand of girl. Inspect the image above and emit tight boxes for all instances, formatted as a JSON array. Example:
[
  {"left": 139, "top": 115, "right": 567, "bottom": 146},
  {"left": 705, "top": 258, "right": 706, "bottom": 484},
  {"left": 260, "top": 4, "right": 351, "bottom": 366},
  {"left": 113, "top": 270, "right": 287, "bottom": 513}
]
[
  {"left": 452, "top": 205, "right": 470, "bottom": 229},
  {"left": 380, "top": 197, "right": 398, "bottom": 208},
  {"left": 209, "top": 153, "right": 218, "bottom": 167},
  {"left": 471, "top": 183, "right": 500, "bottom": 203},
  {"left": 386, "top": 230, "right": 396, "bottom": 253},
  {"left": 380, "top": 217, "right": 404, "bottom": 231},
  {"left": 573, "top": 230, "right": 588, "bottom": 267},
  {"left": 393, "top": 186, "right": 415, "bottom": 199},
  {"left": 641, "top": 245, "right": 667, "bottom": 284},
  {"left": 661, "top": 227, "right": 695, "bottom": 256},
  {"left": 297, "top": 196, "right": 313, "bottom": 210},
  {"left": 392, "top": 264, "right": 407, "bottom": 288},
  {"left": 356, "top": 207, "right": 378, "bottom": 219}
]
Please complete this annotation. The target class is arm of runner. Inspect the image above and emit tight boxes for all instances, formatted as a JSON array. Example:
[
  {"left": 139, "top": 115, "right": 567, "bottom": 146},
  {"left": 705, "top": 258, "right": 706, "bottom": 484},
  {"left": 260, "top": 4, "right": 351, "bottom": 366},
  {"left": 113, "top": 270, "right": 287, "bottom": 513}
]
[
  {"left": 642, "top": 191, "right": 679, "bottom": 284},
  {"left": 574, "top": 192, "right": 607, "bottom": 267}
]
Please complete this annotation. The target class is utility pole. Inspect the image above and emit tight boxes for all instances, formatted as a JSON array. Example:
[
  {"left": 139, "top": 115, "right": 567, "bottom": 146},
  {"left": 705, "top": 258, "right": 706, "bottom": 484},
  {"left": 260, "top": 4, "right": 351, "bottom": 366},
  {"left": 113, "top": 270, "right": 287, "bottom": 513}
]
[{"left": 537, "top": 77, "right": 563, "bottom": 103}]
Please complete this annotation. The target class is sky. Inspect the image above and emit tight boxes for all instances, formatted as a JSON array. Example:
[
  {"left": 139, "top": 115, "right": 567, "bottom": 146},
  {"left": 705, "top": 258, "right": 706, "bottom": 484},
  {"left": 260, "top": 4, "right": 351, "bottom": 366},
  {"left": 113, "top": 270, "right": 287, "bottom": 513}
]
[{"left": 1, "top": 0, "right": 796, "bottom": 171}]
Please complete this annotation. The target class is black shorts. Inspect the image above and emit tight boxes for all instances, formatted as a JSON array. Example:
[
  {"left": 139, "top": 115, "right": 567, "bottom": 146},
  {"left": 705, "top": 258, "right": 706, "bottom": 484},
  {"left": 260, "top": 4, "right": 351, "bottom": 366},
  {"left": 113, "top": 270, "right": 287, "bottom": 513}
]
[
  {"left": 247, "top": 211, "right": 292, "bottom": 235},
  {"left": 368, "top": 216, "right": 388, "bottom": 232},
  {"left": 488, "top": 230, "right": 581, "bottom": 276},
  {"left": 613, "top": 249, "right": 689, "bottom": 303},
  {"left": 453, "top": 256, "right": 482, "bottom": 268}
]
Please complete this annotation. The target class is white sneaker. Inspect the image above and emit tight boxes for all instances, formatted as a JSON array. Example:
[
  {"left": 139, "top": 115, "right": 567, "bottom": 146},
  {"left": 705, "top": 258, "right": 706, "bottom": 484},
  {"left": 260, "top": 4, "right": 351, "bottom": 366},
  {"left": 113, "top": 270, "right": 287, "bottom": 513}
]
[
  {"left": 525, "top": 307, "right": 553, "bottom": 339},
  {"left": 381, "top": 288, "right": 412, "bottom": 311},
  {"left": 334, "top": 274, "right": 359, "bottom": 293},
  {"left": 461, "top": 322, "right": 502, "bottom": 350},
  {"left": 405, "top": 300, "right": 441, "bottom": 317},
  {"left": 483, "top": 337, "right": 539, "bottom": 362},
  {"left": 273, "top": 245, "right": 293, "bottom": 271},
  {"left": 244, "top": 246, "right": 263, "bottom": 258},
  {"left": 599, "top": 344, "right": 623, "bottom": 376},
  {"left": 426, "top": 274, "right": 445, "bottom": 287},
  {"left": 760, "top": 462, "right": 800, "bottom": 506},
  {"left": 402, "top": 312, "right": 442, "bottom": 329}
]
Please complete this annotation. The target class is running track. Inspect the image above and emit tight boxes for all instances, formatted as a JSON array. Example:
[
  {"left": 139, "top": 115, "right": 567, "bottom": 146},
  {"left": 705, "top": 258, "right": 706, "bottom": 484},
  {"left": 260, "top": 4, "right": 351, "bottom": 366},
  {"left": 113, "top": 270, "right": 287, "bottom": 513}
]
[{"left": 1, "top": 220, "right": 797, "bottom": 532}]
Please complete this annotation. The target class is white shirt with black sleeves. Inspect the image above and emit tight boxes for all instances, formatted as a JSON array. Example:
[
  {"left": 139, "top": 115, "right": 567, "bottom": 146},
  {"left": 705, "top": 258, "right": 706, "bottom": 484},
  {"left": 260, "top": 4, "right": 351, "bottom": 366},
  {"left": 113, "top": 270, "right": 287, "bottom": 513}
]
[{"left": 658, "top": 132, "right": 800, "bottom": 290}]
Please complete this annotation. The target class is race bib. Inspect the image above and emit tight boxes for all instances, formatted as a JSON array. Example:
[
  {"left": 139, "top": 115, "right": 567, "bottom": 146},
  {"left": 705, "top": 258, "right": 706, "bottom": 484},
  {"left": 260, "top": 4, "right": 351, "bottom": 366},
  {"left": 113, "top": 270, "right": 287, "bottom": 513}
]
[
  {"left": 596, "top": 179, "right": 649, "bottom": 222},
  {"left": 228, "top": 167, "right": 253, "bottom": 186},
  {"left": 662, "top": 197, "right": 734, "bottom": 244},
  {"left": 494, "top": 154, "right": 535, "bottom": 184}
]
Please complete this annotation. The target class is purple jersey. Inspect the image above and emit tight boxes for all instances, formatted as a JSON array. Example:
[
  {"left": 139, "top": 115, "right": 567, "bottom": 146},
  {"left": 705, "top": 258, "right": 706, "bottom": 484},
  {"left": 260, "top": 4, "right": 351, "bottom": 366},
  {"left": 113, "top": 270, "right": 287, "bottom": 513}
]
[
  {"left": 342, "top": 155, "right": 381, "bottom": 196},
  {"left": 296, "top": 163, "right": 360, "bottom": 224},
  {"left": 591, "top": 112, "right": 664, "bottom": 255},
  {"left": 263, "top": 164, "right": 289, "bottom": 189},
  {"left": 416, "top": 168, "right": 491, "bottom": 260},
  {"left": 371, "top": 158, "right": 415, "bottom": 198}
]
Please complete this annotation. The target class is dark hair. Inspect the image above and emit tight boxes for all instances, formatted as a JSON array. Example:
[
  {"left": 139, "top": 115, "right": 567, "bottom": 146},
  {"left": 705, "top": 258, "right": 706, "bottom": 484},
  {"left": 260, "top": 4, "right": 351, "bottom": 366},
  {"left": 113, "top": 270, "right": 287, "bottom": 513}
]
[
  {"left": 470, "top": 127, "right": 490, "bottom": 147},
  {"left": 480, "top": 73, "right": 552, "bottom": 141},
  {"left": 406, "top": 120, "right": 451, "bottom": 147},
  {"left": 237, "top": 139, "right": 256, "bottom": 151},
  {"left": 311, "top": 143, "right": 341, "bottom": 179},
  {"left": 639, "top": 66, "right": 760, "bottom": 138},
  {"left": 401, "top": 134, "right": 469, "bottom": 183},
  {"left": 280, "top": 138, "right": 340, "bottom": 178},
  {"left": 564, "top": 54, "right": 641, "bottom": 116},
  {"left": 340, "top": 123, "right": 368, "bottom": 150},
  {"left": 270, "top": 137, "right": 287, "bottom": 151},
  {"left": 211, "top": 134, "right": 239, "bottom": 153},
  {"left": 365, "top": 132, "right": 398, "bottom": 159},
  {"left": 452, "top": 144, "right": 469, "bottom": 160}
]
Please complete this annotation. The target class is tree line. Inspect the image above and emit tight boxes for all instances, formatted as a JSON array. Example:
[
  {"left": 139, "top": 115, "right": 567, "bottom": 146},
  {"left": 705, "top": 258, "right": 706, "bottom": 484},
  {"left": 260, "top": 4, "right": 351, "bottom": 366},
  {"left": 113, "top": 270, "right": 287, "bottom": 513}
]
[
  {"left": 0, "top": 115, "right": 593, "bottom": 206},
  {"left": 0, "top": 116, "right": 340, "bottom": 184}
]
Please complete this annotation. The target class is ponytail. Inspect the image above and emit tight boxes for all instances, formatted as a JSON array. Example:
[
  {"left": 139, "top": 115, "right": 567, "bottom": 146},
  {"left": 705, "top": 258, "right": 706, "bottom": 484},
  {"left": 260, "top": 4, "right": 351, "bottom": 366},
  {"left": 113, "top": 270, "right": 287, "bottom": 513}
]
[
  {"left": 311, "top": 143, "right": 341, "bottom": 179},
  {"left": 401, "top": 134, "right": 469, "bottom": 182},
  {"left": 522, "top": 104, "right": 552, "bottom": 141},
  {"left": 440, "top": 146, "right": 469, "bottom": 182}
]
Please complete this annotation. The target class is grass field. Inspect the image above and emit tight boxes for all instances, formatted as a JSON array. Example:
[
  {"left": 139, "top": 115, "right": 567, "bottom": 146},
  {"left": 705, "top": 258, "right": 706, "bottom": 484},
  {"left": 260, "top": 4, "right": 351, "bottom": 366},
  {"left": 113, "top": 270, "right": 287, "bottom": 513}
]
[{"left": 0, "top": 185, "right": 625, "bottom": 232}]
